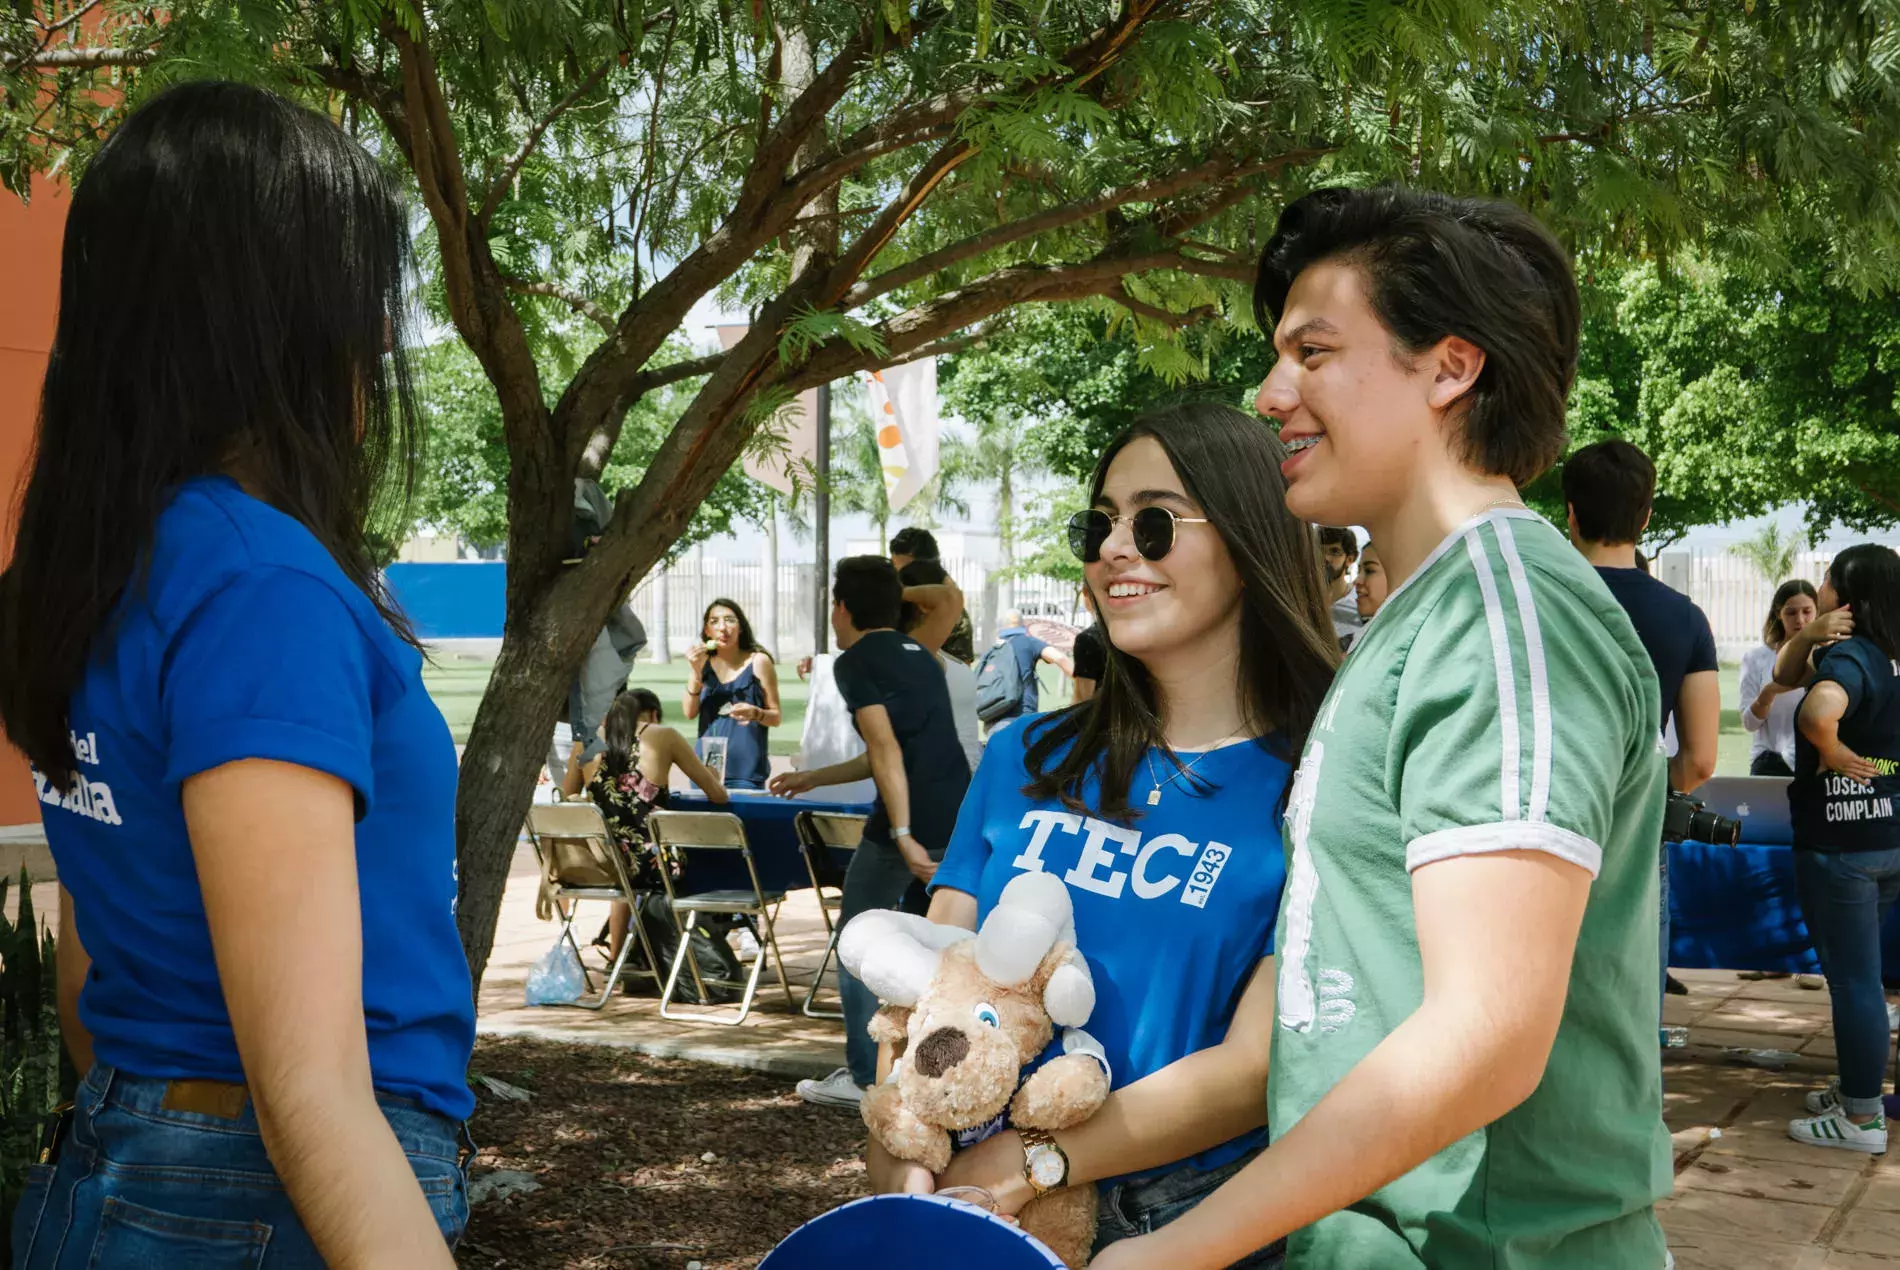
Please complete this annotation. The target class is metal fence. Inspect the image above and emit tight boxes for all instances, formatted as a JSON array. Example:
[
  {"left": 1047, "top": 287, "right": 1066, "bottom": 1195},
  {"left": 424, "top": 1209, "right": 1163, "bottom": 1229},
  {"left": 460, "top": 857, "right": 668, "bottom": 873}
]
[
  {"left": 1658, "top": 550, "right": 1834, "bottom": 662},
  {"left": 626, "top": 555, "right": 1082, "bottom": 660}
]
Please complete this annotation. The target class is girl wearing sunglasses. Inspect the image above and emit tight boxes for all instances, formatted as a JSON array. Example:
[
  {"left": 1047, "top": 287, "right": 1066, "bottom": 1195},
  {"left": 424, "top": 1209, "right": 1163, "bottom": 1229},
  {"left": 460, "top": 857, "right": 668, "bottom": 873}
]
[{"left": 871, "top": 403, "right": 1339, "bottom": 1267}]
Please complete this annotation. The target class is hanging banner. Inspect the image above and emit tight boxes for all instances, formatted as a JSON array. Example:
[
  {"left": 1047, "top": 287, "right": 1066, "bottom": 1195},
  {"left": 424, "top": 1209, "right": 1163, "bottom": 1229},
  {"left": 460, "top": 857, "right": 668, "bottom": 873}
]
[
  {"left": 714, "top": 323, "right": 819, "bottom": 496},
  {"left": 863, "top": 357, "right": 939, "bottom": 513}
]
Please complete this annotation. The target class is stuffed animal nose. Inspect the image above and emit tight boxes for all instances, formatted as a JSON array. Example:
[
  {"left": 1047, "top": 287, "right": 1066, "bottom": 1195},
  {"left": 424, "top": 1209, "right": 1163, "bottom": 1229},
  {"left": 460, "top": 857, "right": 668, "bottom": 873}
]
[{"left": 913, "top": 1026, "right": 970, "bottom": 1078}]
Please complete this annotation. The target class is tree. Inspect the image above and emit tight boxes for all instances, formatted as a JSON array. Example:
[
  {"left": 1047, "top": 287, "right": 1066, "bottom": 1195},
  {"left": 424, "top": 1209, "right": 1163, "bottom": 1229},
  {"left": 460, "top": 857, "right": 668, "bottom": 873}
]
[
  {"left": 1732, "top": 523, "right": 1808, "bottom": 586},
  {"left": 938, "top": 410, "right": 1049, "bottom": 582},
  {"left": 14, "top": 1, "right": 1900, "bottom": 985}
]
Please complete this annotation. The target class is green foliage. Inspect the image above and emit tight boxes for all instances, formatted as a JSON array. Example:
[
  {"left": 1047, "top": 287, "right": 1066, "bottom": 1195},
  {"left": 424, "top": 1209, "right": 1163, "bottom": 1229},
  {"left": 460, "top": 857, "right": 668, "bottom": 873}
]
[
  {"left": 1731, "top": 523, "right": 1808, "bottom": 586},
  {"left": 411, "top": 339, "right": 768, "bottom": 556},
  {"left": 0, "top": 869, "right": 71, "bottom": 1251}
]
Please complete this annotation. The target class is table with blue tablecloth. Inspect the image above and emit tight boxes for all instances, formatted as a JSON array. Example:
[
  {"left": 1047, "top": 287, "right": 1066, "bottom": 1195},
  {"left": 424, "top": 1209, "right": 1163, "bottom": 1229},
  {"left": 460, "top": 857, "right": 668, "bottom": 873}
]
[
  {"left": 665, "top": 789, "right": 874, "bottom": 895},
  {"left": 1666, "top": 777, "right": 1900, "bottom": 978}
]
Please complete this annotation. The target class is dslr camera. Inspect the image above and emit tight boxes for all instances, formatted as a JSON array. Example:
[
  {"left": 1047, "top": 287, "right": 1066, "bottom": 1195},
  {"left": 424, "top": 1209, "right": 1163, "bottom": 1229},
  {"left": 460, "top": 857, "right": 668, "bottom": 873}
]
[{"left": 1662, "top": 792, "right": 1741, "bottom": 847}]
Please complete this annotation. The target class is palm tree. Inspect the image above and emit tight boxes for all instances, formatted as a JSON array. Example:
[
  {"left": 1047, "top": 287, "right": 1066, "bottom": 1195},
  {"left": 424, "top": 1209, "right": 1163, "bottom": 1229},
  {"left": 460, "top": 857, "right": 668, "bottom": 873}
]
[
  {"left": 1731, "top": 522, "right": 1807, "bottom": 585},
  {"left": 940, "top": 412, "right": 1048, "bottom": 606}
]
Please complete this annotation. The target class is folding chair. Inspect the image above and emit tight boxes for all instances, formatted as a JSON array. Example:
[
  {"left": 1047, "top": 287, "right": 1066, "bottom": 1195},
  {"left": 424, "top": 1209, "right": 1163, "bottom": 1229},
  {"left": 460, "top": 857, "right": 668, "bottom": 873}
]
[
  {"left": 793, "top": 811, "right": 865, "bottom": 1018},
  {"left": 647, "top": 810, "right": 795, "bottom": 1025},
  {"left": 524, "top": 802, "right": 662, "bottom": 1010}
]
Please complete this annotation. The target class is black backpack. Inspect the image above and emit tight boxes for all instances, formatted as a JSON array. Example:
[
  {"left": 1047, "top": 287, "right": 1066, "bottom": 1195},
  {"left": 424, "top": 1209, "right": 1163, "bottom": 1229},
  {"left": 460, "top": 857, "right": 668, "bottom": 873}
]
[{"left": 974, "top": 637, "right": 1028, "bottom": 724}]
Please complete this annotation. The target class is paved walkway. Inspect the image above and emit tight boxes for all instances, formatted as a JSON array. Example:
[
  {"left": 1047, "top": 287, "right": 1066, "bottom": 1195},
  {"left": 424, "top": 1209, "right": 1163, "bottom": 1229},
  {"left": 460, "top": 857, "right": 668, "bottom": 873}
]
[{"left": 483, "top": 851, "right": 1900, "bottom": 1265}]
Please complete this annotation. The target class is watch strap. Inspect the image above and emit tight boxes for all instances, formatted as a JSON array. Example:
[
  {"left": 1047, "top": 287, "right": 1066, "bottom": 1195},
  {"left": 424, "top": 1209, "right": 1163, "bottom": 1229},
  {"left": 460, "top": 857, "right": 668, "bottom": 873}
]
[{"left": 1019, "top": 1127, "right": 1068, "bottom": 1194}]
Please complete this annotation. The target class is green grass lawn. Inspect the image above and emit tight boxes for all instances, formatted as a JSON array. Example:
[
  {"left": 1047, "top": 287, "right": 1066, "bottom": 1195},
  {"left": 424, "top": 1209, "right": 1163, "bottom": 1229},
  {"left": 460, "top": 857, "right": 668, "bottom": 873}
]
[{"left": 423, "top": 650, "right": 1745, "bottom": 772}]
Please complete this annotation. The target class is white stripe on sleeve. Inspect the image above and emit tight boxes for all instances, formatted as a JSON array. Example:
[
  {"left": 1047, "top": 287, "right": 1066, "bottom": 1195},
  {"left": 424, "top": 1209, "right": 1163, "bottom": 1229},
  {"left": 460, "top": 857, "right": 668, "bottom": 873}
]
[
  {"left": 1463, "top": 527, "right": 1521, "bottom": 822},
  {"left": 1406, "top": 822, "right": 1605, "bottom": 878},
  {"left": 1494, "top": 517, "right": 1553, "bottom": 824}
]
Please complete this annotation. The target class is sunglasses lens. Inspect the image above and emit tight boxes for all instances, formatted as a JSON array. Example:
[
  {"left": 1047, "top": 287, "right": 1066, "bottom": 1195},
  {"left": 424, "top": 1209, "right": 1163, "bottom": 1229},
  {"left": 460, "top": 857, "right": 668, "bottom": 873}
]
[
  {"left": 1068, "top": 510, "right": 1111, "bottom": 563},
  {"left": 1132, "top": 507, "right": 1176, "bottom": 561}
]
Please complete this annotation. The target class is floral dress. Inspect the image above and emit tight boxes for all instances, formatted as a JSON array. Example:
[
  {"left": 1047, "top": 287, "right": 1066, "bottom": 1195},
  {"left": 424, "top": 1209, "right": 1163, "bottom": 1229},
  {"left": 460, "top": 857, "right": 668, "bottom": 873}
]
[{"left": 586, "top": 739, "right": 670, "bottom": 890}]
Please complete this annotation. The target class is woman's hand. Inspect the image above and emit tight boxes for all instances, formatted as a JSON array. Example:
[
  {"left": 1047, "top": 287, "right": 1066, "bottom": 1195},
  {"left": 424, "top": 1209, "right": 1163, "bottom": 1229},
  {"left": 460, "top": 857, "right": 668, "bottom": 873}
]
[
  {"left": 727, "top": 702, "right": 763, "bottom": 724},
  {"left": 768, "top": 769, "right": 816, "bottom": 798},
  {"left": 869, "top": 1153, "right": 937, "bottom": 1196},
  {"left": 934, "top": 1129, "right": 1033, "bottom": 1215},
  {"left": 1819, "top": 740, "right": 1880, "bottom": 784},
  {"left": 896, "top": 834, "right": 938, "bottom": 885},
  {"left": 1804, "top": 606, "right": 1855, "bottom": 647}
]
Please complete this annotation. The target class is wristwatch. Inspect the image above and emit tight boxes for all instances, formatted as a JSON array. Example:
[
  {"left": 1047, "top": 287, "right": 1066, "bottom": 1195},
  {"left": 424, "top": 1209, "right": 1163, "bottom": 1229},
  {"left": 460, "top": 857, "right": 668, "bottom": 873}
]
[{"left": 1020, "top": 1127, "right": 1070, "bottom": 1194}]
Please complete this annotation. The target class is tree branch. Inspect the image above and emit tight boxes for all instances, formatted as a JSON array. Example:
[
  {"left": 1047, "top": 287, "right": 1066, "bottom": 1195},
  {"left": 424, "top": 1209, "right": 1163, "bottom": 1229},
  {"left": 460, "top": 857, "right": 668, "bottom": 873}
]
[
  {"left": 1115, "top": 287, "right": 1217, "bottom": 328},
  {"left": 503, "top": 277, "right": 616, "bottom": 336},
  {"left": 629, "top": 351, "right": 725, "bottom": 396},
  {"left": 479, "top": 57, "right": 617, "bottom": 225},
  {"left": 15, "top": 45, "right": 152, "bottom": 70},
  {"left": 843, "top": 155, "right": 1242, "bottom": 309}
]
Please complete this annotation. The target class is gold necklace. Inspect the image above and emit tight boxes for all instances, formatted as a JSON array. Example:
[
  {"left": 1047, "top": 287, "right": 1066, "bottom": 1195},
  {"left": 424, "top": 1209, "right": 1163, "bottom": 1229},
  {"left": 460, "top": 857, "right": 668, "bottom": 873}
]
[{"left": 1145, "top": 729, "right": 1247, "bottom": 807}]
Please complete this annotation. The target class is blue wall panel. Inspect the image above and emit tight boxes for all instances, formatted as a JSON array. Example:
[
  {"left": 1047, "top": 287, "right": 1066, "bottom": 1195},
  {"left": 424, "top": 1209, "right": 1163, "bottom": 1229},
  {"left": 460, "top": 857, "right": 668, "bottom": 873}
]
[{"left": 384, "top": 562, "right": 506, "bottom": 639}]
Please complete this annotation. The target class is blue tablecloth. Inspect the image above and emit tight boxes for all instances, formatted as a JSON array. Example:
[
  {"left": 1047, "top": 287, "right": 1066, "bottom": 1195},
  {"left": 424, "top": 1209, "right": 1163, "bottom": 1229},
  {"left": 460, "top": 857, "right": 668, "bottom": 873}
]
[
  {"left": 666, "top": 791, "right": 874, "bottom": 897},
  {"left": 1669, "top": 839, "right": 1900, "bottom": 978},
  {"left": 762, "top": 1195, "right": 1064, "bottom": 1269}
]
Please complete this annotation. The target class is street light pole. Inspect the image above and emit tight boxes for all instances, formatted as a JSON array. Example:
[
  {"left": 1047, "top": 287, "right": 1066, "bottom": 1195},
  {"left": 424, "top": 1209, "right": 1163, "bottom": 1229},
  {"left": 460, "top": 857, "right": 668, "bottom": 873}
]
[{"left": 813, "top": 379, "right": 831, "bottom": 655}]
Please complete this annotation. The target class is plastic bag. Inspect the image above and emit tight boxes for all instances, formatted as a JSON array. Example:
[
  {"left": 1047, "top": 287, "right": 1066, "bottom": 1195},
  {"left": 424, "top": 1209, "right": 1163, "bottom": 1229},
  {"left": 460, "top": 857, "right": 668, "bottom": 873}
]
[{"left": 525, "top": 938, "right": 586, "bottom": 1006}]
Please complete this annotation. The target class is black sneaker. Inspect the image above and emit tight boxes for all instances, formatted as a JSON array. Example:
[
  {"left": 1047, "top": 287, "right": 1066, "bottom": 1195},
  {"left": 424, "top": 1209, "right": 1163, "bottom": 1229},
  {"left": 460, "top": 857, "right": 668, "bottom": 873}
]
[{"left": 1665, "top": 974, "right": 1689, "bottom": 996}]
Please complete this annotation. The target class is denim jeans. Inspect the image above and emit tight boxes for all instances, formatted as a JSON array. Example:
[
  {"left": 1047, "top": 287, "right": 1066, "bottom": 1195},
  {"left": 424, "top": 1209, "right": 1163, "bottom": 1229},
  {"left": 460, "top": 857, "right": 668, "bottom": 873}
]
[
  {"left": 838, "top": 837, "right": 933, "bottom": 1088},
  {"left": 12, "top": 1066, "right": 470, "bottom": 1269},
  {"left": 1094, "top": 1143, "right": 1285, "bottom": 1268},
  {"left": 1794, "top": 847, "right": 1900, "bottom": 1116}
]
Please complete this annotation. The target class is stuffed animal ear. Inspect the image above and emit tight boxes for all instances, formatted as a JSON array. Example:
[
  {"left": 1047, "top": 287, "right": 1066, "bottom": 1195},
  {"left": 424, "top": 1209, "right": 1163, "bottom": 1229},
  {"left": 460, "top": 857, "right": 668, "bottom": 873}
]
[
  {"left": 975, "top": 872, "right": 1075, "bottom": 986},
  {"left": 1043, "top": 947, "right": 1095, "bottom": 1028},
  {"left": 838, "top": 910, "right": 971, "bottom": 1007}
]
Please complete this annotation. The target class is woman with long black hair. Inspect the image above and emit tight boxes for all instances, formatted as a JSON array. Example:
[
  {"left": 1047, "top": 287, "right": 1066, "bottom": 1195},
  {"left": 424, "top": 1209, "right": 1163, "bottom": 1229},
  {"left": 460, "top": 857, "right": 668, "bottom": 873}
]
[
  {"left": 683, "top": 597, "right": 780, "bottom": 789},
  {"left": 877, "top": 403, "right": 1339, "bottom": 1267},
  {"left": 1, "top": 83, "right": 471, "bottom": 1266},
  {"left": 1773, "top": 545, "right": 1900, "bottom": 1155}
]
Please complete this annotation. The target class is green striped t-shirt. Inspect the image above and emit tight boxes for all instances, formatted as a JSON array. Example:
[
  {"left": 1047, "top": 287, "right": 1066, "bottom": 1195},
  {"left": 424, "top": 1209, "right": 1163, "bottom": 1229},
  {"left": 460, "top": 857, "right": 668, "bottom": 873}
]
[{"left": 1270, "top": 509, "right": 1672, "bottom": 1268}]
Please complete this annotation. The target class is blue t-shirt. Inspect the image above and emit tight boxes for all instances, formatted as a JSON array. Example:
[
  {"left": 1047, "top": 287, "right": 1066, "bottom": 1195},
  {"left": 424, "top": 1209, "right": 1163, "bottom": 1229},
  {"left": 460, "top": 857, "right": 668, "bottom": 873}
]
[
  {"left": 1594, "top": 567, "right": 1718, "bottom": 733},
  {"left": 932, "top": 717, "right": 1290, "bottom": 1182},
  {"left": 37, "top": 477, "right": 475, "bottom": 1120},
  {"left": 1790, "top": 635, "right": 1900, "bottom": 853},
  {"left": 997, "top": 627, "right": 1050, "bottom": 715}
]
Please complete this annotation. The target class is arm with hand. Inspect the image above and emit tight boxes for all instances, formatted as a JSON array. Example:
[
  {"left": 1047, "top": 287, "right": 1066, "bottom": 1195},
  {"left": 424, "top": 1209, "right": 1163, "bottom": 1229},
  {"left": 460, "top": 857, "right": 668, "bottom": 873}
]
[
  {"left": 769, "top": 752, "right": 872, "bottom": 797},
  {"left": 1040, "top": 645, "right": 1076, "bottom": 678},
  {"left": 561, "top": 747, "right": 600, "bottom": 800},
  {"left": 1090, "top": 850, "right": 1590, "bottom": 1270},
  {"left": 728, "top": 655, "right": 784, "bottom": 727},
  {"left": 938, "top": 955, "right": 1275, "bottom": 1214},
  {"left": 682, "top": 646, "right": 709, "bottom": 720},
  {"left": 856, "top": 705, "right": 934, "bottom": 883},
  {"left": 663, "top": 728, "right": 729, "bottom": 803},
  {"left": 1776, "top": 608, "right": 1853, "bottom": 687},
  {"left": 1799, "top": 682, "right": 1879, "bottom": 783},
  {"left": 1669, "top": 670, "right": 1721, "bottom": 794},
  {"left": 1740, "top": 652, "right": 1786, "bottom": 730},
  {"left": 902, "top": 579, "right": 965, "bottom": 656},
  {"left": 188, "top": 760, "right": 455, "bottom": 1270},
  {"left": 56, "top": 886, "right": 94, "bottom": 1074}
]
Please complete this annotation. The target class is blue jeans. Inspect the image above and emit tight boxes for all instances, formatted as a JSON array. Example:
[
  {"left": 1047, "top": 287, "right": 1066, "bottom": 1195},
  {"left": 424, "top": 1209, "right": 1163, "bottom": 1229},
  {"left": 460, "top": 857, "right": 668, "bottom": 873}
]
[
  {"left": 12, "top": 1066, "right": 470, "bottom": 1268},
  {"left": 1094, "top": 1143, "right": 1285, "bottom": 1267},
  {"left": 1794, "top": 848, "right": 1900, "bottom": 1116},
  {"left": 838, "top": 838, "right": 931, "bottom": 1088}
]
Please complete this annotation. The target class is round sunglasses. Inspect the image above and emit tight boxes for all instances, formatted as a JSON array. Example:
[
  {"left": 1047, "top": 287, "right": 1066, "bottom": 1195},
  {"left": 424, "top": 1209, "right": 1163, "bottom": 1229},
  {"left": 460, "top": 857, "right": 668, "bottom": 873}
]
[{"left": 1067, "top": 506, "right": 1212, "bottom": 563}]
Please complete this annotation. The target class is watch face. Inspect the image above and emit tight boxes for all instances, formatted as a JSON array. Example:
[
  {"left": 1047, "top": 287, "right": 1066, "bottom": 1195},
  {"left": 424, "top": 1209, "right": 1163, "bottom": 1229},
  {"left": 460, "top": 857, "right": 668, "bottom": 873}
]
[{"left": 1029, "top": 1147, "right": 1065, "bottom": 1188}]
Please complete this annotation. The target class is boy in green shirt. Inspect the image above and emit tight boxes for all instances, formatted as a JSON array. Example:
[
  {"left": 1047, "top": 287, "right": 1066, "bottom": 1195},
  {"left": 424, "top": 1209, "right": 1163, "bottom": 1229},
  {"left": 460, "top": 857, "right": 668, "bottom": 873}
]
[{"left": 1090, "top": 188, "right": 1671, "bottom": 1269}]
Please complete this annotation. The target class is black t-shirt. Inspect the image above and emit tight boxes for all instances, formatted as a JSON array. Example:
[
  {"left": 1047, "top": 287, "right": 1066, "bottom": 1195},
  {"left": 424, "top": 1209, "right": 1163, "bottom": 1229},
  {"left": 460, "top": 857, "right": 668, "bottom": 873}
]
[
  {"left": 1072, "top": 624, "right": 1107, "bottom": 682},
  {"left": 1790, "top": 636, "right": 1900, "bottom": 852},
  {"left": 1595, "top": 566, "right": 1718, "bottom": 732},
  {"left": 833, "top": 629, "right": 973, "bottom": 852}
]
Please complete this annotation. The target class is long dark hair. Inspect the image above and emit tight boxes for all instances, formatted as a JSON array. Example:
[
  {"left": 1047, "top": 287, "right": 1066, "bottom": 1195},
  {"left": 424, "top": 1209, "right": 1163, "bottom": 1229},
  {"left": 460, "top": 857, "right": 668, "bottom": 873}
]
[
  {"left": 702, "top": 597, "right": 769, "bottom": 659},
  {"left": 602, "top": 688, "right": 664, "bottom": 776},
  {"left": 0, "top": 81, "right": 421, "bottom": 787},
  {"left": 1827, "top": 546, "right": 1900, "bottom": 662},
  {"left": 1763, "top": 579, "right": 1818, "bottom": 649},
  {"left": 1023, "top": 403, "right": 1341, "bottom": 820}
]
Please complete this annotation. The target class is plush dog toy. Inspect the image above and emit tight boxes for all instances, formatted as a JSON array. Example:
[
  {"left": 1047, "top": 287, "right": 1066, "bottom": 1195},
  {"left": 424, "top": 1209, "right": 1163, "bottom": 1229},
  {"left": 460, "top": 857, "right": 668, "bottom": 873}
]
[{"left": 839, "top": 873, "right": 1111, "bottom": 1268}]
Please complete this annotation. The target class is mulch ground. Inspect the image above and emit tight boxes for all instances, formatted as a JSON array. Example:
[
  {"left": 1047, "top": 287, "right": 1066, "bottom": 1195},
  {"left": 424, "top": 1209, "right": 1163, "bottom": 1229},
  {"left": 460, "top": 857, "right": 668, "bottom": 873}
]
[{"left": 458, "top": 1037, "right": 869, "bottom": 1269}]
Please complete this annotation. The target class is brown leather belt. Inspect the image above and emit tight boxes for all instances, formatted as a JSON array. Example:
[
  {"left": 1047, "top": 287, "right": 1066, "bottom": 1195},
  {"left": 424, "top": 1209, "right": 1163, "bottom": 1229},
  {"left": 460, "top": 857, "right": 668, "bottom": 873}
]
[{"left": 160, "top": 1078, "right": 249, "bottom": 1121}]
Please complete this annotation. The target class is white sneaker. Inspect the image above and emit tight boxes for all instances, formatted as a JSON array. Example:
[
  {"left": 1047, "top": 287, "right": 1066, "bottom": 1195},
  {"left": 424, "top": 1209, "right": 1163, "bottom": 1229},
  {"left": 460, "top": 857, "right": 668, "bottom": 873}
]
[
  {"left": 1788, "top": 1108, "right": 1887, "bottom": 1154},
  {"left": 1804, "top": 1077, "right": 1842, "bottom": 1115},
  {"left": 1889, "top": 1000, "right": 1898, "bottom": 1032},
  {"left": 796, "top": 1067, "right": 864, "bottom": 1109}
]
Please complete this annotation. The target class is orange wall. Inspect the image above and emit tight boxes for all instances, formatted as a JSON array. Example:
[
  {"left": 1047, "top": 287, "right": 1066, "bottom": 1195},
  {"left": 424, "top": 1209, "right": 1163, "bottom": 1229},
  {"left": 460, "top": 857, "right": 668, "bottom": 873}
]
[{"left": 0, "top": 174, "right": 68, "bottom": 825}]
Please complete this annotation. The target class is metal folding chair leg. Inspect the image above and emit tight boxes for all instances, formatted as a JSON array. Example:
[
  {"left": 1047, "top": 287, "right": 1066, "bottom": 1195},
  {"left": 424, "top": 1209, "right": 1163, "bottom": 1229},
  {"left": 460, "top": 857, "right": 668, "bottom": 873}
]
[
  {"left": 801, "top": 919, "right": 845, "bottom": 1019},
  {"left": 659, "top": 906, "right": 795, "bottom": 1027},
  {"left": 575, "top": 929, "right": 639, "bottom": 1011},
  {"left": 555, "top": 903, "right": 597, "bottom": 993},
  {"left": 758, "top": 903, "right": 796, "bottom": 1014}
]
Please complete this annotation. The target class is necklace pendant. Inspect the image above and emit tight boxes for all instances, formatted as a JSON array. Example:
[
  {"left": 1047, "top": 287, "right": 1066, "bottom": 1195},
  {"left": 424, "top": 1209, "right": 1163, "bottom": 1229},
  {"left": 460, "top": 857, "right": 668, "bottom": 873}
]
[{"left": 1147, "top": 788, "right": 1162, "bottom": 807}]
